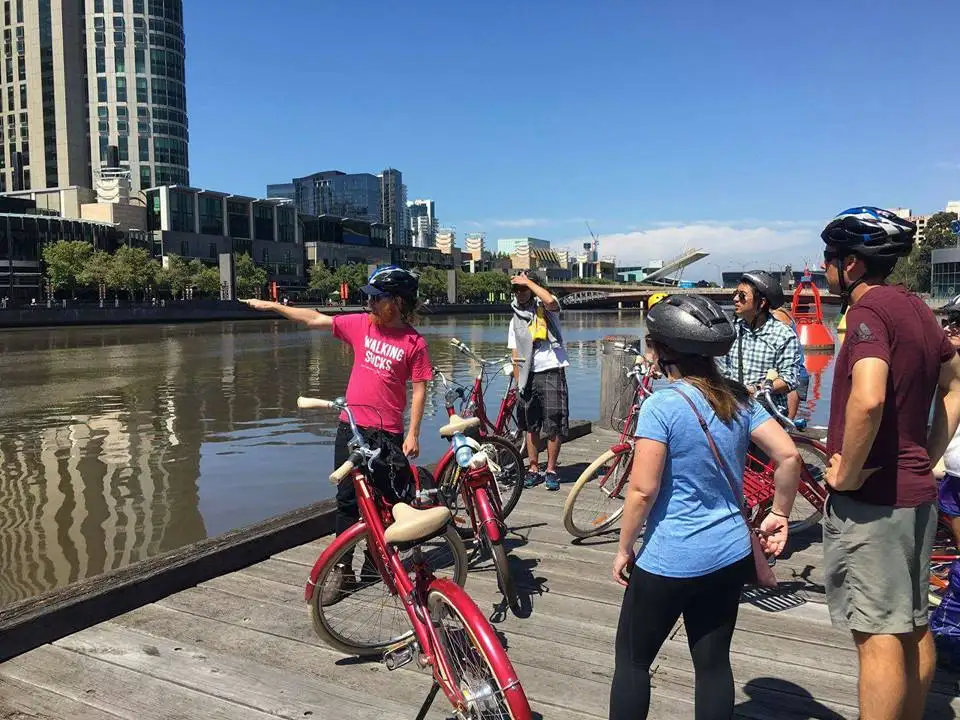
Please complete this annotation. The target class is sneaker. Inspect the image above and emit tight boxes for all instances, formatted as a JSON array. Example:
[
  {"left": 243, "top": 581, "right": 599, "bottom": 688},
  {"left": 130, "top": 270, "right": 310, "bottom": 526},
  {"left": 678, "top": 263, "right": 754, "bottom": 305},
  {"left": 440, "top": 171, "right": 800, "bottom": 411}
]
[
  {"left": 523, "top": 470, "right": 544, "bottom": 489},
  {"left": 320, "top": 564, "right": 356, "bottom": 607},
  {"left": 544, "top": 471, "right": 560, "bottom": 491}
]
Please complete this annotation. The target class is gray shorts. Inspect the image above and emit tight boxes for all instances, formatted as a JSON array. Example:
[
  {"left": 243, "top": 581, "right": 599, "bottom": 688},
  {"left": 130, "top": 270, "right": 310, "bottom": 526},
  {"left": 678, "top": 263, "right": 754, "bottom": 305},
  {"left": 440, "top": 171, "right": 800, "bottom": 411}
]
[{"left": 823, "top": 493, "right": 937, "bottom": 634}]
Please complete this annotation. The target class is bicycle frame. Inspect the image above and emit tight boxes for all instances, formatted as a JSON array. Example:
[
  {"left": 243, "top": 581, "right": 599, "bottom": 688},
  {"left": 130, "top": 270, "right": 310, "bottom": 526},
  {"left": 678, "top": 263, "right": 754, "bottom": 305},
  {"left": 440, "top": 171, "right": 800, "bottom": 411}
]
[
  {"left": 304, "top": 471, "right": 477, "bottom": 711},
  {"left": 429, "top": 349, "right": 519, "bottom": 506}
]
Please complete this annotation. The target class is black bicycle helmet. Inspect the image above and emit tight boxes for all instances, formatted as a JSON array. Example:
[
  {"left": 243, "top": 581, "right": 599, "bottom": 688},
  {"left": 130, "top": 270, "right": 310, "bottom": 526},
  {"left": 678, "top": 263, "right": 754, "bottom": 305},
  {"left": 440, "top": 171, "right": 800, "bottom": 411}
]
[
  {"left": 740, "top": 271, "right": 785, "bottom": 310},
  {"left": 646, "top": 294, "right": 735, "bottom": 357},
  {"left": 361, "top": 265, "right": 419, "bottom": 300},
  {"left": 941, "top": 293, "right": 960, "bottom": 317},
  {"left": 820, "top": 207, "right": 917, "bottom": 258}
]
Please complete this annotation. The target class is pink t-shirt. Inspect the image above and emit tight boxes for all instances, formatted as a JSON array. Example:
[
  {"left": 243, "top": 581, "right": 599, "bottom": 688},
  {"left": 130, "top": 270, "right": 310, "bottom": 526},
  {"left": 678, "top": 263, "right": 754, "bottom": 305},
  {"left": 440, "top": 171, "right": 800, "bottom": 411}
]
[{"left": 332, "top": 313, "right": 433, "bottom": 434}]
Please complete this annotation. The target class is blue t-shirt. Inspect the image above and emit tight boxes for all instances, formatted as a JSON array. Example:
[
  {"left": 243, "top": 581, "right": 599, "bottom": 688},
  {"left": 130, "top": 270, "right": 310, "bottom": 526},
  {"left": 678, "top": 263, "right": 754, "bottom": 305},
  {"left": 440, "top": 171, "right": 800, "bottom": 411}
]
[{"left": 633, "top": 381, "right": 772, "bottom": 578}]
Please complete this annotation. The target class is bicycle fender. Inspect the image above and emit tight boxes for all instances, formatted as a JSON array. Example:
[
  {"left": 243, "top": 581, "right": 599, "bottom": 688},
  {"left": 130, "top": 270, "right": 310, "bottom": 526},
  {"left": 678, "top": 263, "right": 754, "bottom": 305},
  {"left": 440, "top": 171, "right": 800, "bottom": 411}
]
[
  {"left": 304, "top": 521, "right": 368, "bottom": 602},
  {"left": 472, "top": 486, "right": 503, "bottom": 543},
  {"left": 427, "top": 578, "right": 531, "bottom": 715}
]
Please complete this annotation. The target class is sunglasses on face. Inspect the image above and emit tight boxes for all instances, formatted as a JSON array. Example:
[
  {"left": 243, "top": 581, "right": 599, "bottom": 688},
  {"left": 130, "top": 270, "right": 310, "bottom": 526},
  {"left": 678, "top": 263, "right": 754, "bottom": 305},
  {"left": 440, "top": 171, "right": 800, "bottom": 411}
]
[
  {"left": 732, "top": 290, "right": 749, "bottom": 303},
  {"left": 943, "top": 318, "right": 960, "bottom": 332},
  {"left": 823, "top": 248, "right": 840, "bottom": 263}
]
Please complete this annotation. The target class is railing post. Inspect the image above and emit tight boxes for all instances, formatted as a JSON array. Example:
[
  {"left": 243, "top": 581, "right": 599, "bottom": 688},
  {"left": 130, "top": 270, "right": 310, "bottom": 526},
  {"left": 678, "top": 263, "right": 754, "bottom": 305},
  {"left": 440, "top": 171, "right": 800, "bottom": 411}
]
[{"left": 600, "top": 335, "right": 641, "bottom": 432}]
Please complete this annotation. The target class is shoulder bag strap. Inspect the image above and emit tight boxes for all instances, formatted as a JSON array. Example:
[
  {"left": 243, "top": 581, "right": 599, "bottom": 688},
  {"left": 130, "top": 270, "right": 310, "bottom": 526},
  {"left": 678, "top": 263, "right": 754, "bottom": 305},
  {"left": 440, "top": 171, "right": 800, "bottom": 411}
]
[{"left": 666, "top": 386, "right": 751, "bottom": 523}]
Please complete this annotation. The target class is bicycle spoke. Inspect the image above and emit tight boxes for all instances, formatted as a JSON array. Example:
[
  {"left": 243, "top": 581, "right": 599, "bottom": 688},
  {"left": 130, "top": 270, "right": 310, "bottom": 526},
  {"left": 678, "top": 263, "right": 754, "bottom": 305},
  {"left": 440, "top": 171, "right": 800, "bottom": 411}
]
[{"left": 432, "top": 596, "right": 512, "bottom": 719}]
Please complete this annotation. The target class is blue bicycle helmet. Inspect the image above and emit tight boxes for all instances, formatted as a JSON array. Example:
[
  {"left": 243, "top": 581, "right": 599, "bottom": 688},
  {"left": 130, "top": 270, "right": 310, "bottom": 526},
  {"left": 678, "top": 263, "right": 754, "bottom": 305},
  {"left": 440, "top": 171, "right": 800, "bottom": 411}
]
[
  {"left": 820, "top": 207, "right": 916, "bottom": 258},
  {"left": 361, "top": 265, "right": 419, "bottom": 300}
]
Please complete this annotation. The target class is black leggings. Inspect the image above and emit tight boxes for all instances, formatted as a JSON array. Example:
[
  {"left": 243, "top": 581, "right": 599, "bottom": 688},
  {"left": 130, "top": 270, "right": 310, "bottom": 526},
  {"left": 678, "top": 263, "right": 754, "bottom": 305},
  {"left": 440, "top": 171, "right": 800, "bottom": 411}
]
[{"left": 609, "top": 555, "right": 753, "bottom": 720}]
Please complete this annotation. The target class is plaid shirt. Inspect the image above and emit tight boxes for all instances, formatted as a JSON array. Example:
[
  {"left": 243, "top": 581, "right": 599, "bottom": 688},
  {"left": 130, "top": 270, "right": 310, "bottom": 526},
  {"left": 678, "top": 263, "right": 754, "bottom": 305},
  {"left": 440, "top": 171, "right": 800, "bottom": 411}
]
[{"left": 717, "top": 316, "right": 802, "bottom": 412}]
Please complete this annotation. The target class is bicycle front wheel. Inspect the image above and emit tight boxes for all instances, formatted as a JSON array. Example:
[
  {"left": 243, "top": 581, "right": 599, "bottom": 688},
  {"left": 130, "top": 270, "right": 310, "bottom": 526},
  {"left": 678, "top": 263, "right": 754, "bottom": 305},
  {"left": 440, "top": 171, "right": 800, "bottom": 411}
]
[
  {"left": 310, "top": 525, "right": 468, "bottom": 657},
  {"left": 562, "top": 445, "right": 632, "bottom": 538},
  {"left": 485, "top": 535, "right": 521, "bottom": 617},
  {"left": 438, "top": 436, "right": 525, "bottom": 524},
  {"left": 428, "top": 581, "right": 532, "bottom": 719}
]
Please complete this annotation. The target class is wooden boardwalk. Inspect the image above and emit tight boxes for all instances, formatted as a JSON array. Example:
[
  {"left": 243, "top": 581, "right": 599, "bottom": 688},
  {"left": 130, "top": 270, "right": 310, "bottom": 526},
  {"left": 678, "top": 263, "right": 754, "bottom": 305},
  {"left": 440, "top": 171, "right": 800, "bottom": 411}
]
[{"left": 2, "top": 428, "right": 959, "bottom": 719}]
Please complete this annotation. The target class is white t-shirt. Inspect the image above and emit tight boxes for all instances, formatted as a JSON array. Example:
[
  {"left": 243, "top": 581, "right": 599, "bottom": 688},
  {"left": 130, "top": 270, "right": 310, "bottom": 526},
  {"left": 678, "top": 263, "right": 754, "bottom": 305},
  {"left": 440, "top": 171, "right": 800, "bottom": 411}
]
[
  {"left": 507, "top": 299, "right": 570, "bottom": 373},
  {"left": 943, "top": 427, "right": 960, "bottom": 477}
]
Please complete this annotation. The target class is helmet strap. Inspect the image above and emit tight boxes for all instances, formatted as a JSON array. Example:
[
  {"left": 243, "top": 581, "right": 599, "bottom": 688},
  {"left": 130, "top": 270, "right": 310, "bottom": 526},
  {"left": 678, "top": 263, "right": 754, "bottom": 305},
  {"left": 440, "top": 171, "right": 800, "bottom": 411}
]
[{"left": 836, "top": 256, "right": 867, "bottom": 315}]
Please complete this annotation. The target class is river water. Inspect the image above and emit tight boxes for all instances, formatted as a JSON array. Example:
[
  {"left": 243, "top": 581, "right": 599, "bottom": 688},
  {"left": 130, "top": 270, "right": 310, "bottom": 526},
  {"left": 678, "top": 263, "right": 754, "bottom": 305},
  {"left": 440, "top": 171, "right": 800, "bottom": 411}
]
[{"left": 0, "top": 311, "right": 840, "bottom": 605}]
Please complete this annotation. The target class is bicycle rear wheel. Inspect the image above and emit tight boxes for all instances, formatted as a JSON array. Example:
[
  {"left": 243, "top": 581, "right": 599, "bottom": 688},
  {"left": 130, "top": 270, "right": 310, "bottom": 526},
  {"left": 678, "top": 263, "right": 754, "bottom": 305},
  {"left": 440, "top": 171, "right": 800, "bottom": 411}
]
[
  {"left": 428, "top": 581, "right": 532, "bottom": 719},
  {"left": 562, "top": 445, "right": 632, "bottom": 539},
  {"left": 310, "top": 525, "right": 468, "bottom": 657},
  {"left": 788, "top": 436, "right": 828, "bottom": 534}
]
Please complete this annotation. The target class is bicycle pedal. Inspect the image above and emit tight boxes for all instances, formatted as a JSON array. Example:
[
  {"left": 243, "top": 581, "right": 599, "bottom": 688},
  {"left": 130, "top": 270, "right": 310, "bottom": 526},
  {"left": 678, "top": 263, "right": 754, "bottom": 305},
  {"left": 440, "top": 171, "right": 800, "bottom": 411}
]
[{"left": 383, "top": 644, "right": 415, "bottom": 671}]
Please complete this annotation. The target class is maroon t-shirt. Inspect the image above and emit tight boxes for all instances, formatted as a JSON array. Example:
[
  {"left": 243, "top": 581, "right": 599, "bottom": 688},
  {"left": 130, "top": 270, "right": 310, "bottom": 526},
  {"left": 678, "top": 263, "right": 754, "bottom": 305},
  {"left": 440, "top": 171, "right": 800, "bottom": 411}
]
[{"left": 827, "top": 285, "right": 954, "bottom": 507}]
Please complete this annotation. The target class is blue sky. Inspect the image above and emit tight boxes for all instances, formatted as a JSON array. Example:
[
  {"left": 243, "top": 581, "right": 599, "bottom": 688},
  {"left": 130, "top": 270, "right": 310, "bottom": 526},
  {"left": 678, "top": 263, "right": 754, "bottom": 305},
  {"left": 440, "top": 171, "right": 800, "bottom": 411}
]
[{"left": 184, "top": 1, "right": 960, "bottom": 278}]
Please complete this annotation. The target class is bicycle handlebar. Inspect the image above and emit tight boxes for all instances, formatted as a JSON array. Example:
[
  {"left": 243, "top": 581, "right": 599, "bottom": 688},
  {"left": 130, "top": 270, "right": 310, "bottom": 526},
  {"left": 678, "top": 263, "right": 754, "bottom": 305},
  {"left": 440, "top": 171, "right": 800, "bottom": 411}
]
[
  {"left": 297, "top": 395, "right": 382, "bottom": 482},
  {"left": 450, "top": 337, "right": 519, "bottom": 368},
  {"left": 297, "top": 397, "right": 336, "bottom": 410},
  {"left": 757, "top": 371, "right": 807, "bottom": 432},
  {"left": 329, "top": 459, "right": 355, "bottom": 483}
]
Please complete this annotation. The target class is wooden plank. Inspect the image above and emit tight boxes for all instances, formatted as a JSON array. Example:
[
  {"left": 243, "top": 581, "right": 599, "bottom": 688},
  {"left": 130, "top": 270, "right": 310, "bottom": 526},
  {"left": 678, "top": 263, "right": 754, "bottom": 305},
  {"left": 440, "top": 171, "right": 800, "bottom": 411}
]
[
  {"left": 1, "top": 644, "right": 284, "bottom": 720},
  {"left": 145, "top": 585, "right": 615, "bottom": 718},
  {"left": 55, "top": 623, "right": 414, "bottom": 720},
  {"left": 135, "top": 583, "right": 671, "bottom": 720},
  {"left": 0, "top": 498, "right": 337, "bottom": 663},
  {"left": 0, "top": 675, "right": 126, "bottom": 720}
]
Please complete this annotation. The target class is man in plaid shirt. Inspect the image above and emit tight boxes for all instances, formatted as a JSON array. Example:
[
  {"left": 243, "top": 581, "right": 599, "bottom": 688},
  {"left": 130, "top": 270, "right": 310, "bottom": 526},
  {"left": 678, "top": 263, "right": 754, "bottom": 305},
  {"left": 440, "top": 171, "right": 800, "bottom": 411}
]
[{"left": 717, "top": 271, "right": 802, "bottom": 413}]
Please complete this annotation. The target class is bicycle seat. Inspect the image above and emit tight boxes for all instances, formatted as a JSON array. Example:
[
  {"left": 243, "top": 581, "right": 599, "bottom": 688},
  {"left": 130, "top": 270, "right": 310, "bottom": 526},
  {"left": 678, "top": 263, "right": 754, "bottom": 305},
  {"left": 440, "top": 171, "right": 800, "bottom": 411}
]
[
  {"left": 439, "top": 415, "right": 481, "bottom": 438},
  {"left": 383, "top": 503, "right": 452, "bottom": 545}
]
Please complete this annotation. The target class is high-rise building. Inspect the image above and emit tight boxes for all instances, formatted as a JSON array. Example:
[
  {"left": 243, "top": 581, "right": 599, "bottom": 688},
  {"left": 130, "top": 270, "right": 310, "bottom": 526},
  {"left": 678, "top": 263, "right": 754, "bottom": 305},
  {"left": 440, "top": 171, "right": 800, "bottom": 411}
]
[
  {"left": 407, "top": 198, "right": 436, "bottom": 248},
  {"left": 435, "top": 227, "right": 455, "bottom": 254},
  {"left": 379, "top": 168, "right": 406, "bottom": 247},
  {"left": 465, "top": 232, "right": 485, "bottom": 260},
  {"left": 890, "top": 208, "right": 930, "bottom": 245},
  {"left": 269, "top": 170, "right": 381, "bottom": 222},
  {"left": 497, "top": 237, "right": 550, "bottom": 255},
  {"left": 0, "top": 0, "right": 189, "bottom": 194}
]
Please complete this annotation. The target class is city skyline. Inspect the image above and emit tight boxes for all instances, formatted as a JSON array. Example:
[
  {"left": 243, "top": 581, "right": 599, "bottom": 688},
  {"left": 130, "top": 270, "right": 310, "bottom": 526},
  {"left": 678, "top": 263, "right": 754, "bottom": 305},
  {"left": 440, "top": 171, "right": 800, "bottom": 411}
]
[{"left": 182, "top": 1, "right": 960, "bottom": 271}]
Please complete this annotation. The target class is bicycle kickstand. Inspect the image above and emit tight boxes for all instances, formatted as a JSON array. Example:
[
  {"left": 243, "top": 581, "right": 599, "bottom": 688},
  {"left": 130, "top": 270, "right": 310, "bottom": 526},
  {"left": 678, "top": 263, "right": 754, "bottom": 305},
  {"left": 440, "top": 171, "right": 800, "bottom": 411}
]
[{"left": 415, "top": 681, "right": 441, "bottom": 720}]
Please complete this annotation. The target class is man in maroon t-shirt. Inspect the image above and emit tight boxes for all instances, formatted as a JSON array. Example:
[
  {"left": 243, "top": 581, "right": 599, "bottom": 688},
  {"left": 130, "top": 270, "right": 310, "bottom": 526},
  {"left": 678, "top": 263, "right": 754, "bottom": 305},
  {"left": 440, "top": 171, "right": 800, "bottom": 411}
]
[{"left": 821, "top": 207, "right": 960, "bottom": 720}]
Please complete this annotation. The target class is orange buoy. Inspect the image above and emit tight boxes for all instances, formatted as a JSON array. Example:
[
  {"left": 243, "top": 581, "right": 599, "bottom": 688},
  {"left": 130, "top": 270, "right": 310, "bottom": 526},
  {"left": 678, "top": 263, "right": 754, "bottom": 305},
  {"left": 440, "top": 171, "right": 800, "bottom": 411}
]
[{"left": 790, "top": 268, "right": 835, "bottom": 351}]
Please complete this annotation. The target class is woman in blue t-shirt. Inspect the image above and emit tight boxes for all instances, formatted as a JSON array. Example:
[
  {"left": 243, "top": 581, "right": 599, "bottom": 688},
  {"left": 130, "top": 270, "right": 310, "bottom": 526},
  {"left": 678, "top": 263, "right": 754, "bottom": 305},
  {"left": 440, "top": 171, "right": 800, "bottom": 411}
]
[{"left": 609, "top": 295, "right": 801, "bottom": 720}]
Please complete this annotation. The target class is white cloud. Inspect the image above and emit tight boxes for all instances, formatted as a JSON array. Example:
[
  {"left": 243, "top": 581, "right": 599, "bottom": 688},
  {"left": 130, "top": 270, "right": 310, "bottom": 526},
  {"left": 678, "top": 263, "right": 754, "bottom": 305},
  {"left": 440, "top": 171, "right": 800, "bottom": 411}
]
[
  {"left": 490, "top": 218, "right": 551, "bottom": 229},
  {"left": 467, "top": 217, "right": 597, "bottom": 231},
  {"left": 936, "top": 161, "right": 960, "bottom": 171},
  {"left": 557, "top": 220, "right": 824, "bottom": 273}
]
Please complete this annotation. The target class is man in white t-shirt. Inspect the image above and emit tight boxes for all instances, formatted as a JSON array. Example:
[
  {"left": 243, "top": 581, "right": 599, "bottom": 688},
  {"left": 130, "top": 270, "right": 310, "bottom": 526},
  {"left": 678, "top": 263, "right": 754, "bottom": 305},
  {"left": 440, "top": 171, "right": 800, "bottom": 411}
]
[
  {"left": 937, "top": 297, "right": 960, "bottom": 547},
  {"left": 507, "top": 270, "right": 570, "bottom": 491}
]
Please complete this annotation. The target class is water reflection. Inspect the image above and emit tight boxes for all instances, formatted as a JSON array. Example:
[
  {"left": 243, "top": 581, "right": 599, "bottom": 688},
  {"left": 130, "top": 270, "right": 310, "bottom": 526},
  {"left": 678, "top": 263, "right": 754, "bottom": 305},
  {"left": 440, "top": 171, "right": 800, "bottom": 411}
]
[{"left": 0, "top": 311, "right": 838, "bottom": 605}]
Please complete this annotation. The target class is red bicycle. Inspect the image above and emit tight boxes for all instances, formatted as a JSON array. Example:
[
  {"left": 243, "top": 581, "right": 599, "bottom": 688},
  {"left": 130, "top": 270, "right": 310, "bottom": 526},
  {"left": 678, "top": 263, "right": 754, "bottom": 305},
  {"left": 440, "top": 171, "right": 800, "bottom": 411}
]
[
  {"left": 430, "top": 339, "right": 526, "bottom": 519},
  {"left": 562, "top": 342, "right": 653, "bottom": 538},
  {"left": 562, "top": 351, "right": 830, "bottom": 540},
  {"left": 448, "top": 338, "right": 523, "bottom": 448},
  {"left": 299, "top": 395, "right": 532, "bottom": 720},
  {"left": 423, "top": 415, "right": 523, "bottom": 616}
]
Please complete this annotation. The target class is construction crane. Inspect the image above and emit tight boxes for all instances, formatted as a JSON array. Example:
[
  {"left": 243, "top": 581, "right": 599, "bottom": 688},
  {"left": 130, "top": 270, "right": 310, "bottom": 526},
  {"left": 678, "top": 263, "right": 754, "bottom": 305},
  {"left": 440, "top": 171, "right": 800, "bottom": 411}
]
[{"left": 585, "top": 222, "right": 600, "bottom": 263}]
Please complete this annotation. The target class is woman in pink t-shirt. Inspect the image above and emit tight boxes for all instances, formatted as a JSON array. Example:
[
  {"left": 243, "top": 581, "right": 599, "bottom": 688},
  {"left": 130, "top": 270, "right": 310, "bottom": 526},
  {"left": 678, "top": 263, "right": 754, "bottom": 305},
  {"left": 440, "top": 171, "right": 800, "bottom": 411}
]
[{"left": 243, "top": 266, "right": 433, "bottom": 603}]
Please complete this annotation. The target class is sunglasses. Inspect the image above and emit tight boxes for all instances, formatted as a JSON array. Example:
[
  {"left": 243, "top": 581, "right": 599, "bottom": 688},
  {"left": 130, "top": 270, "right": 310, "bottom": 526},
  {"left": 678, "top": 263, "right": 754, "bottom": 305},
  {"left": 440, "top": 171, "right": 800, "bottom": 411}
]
[
  {"left": 943, "top": 318, "right": 960, "bottom": 332},
  {"left": 823, "top": 248, "right": 841, "bottom": 263},
  {"left": 732, "top": 290, "right": 749, "bottom": 303}
]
